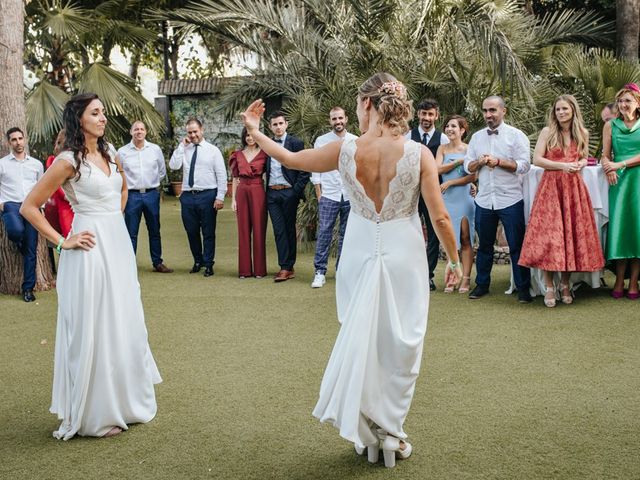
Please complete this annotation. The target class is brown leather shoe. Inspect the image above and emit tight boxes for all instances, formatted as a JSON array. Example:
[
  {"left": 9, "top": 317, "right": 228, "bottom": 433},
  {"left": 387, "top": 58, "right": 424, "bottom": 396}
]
[
  {"left": 153, "top": 263, "right": 174, "bottom": 273},
  {"left": 274, "top": 270, "right": 290, "bottom": 282}
]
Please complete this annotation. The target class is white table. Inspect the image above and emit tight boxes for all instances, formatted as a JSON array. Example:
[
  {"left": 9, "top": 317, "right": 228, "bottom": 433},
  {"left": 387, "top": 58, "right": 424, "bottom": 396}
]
[{"left": 508, "top": 165, "right": 609, "bottom": 295}]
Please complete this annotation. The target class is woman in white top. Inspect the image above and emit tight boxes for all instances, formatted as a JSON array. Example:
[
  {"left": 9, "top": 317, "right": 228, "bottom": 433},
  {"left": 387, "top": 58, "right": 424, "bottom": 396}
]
[
  {"left": 241, "top": 72, "right": 461, "bottom": 467},
  {"left": 21, "top": 93, "right": 161, "bottom": 440}
]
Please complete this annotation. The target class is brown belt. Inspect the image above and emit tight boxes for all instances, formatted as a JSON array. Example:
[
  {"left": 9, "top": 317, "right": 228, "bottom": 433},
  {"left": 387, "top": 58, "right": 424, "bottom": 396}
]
[
  {"left": 239, "top": 178, "right": 264, "bottom": 185},
  {"left": 269, "top": 185, "right": 291, "bottom": 190}
]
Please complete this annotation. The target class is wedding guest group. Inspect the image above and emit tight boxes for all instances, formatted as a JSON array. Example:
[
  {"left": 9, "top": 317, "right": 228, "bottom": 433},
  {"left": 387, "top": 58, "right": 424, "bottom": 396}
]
[
  {"left": 309, "top": 106, "right": 356, "bottom": 288},
  {"left": 20, "top": 93, "right": 161, "bottom": 439},
  {"left": 169, "top": 118, "right": 227, "bottom": 277},
  {"left": 265, "top": 111, "right": 309, "bottom": 282},
  {"left": 118, "top": 120, "right": 173, "bottom": 273},
  {"left": 0, "top": 127, "right": 43, "bottom": 302},
  {"left": 229, "top": 127, "right": 268, "bottom": 278},
  {"left": 407, "top": 99, "right": 449, "bottom": 290}
]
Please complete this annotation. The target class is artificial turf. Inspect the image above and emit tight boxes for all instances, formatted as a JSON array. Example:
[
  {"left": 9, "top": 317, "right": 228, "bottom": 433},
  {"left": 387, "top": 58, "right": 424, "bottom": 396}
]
[{"left": 1, "top": 197, "right": 639, "bottom": 479}]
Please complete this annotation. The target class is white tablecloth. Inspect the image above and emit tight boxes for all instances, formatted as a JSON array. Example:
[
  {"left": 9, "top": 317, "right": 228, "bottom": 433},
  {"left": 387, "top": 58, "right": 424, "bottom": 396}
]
[{"left": 509, "top": 165, "right": 609, "bottom": 295}]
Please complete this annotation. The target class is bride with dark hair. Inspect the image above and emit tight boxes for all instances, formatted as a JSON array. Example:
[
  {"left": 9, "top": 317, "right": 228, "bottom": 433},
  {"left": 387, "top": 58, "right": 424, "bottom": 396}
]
[
  {"left": 20, "top": 93, "right": 161, "bottom": 440},
  {"left": 241, "top": 72, "right": 462, "bottom": 467}
]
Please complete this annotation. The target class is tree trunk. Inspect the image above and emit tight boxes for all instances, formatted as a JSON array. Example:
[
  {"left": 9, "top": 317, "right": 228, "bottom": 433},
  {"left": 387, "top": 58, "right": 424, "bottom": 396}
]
[
  {"left": 102, "top": 37, "right": 114, "bottom": 66},
  {"left": 0, "top": 0, "right": 26, "bottom": 156},
  {"left": 0, "top": 221, "right": 55, "bottom": 295},
  {"left": 617, "top": 0, "right": 640, "bottom": 62},
  {"left": 129, "top": 48, "right": 141, "bottom": 80},
  {"left": 0, "top": 0, "right": 55, "bottom": 294}
]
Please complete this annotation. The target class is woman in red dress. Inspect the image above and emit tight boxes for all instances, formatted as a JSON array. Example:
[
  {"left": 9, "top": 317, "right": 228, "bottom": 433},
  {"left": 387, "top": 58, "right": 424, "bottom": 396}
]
[
  {"left": 44, "top": 129, "right": 74, "bottom": 238},
  {"left": 229, "top": 128, "right": 268, "bottom": 278},
  {"left": 519, "top": 95, "right": 605, "bottom": 307}
]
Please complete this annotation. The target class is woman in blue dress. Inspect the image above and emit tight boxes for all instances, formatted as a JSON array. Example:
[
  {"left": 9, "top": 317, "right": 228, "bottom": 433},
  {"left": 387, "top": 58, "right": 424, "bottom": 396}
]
[{"left": 435, "top": 115, "right": 476, "bottom": 293}]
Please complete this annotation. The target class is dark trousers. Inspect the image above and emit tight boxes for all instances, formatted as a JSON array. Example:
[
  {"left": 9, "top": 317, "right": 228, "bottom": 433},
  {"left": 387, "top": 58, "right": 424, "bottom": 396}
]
[
  {"left": 124, "top": 189, "right": 163, "bottom": 266},
  {"left": 267, "top": 188, "right": 300, "bottom": 270},
  {"left": 313, "top": 196, "right": 350, "bottom": 274},
  {"left": 179, "top": 189, "right": 217, "bottom": 267},
  {"left": 418, "top": 197, "right": 439, "bottom": 280},
  {"left": 1, "top": 202, "right": 38, "bottom": 291},
  {"left": 236, "top": 181, "right": 267, "bottom": 277},
  {"left": 475, "top": 200, "right": 531, "bottom": 291}
]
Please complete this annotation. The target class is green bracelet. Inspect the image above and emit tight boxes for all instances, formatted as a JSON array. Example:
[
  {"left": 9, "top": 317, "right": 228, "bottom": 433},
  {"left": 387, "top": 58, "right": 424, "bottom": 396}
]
[
  {"left": 55, "top": 236, "right": 64, "bottom": 254},
  {"left": 447, "top": 261, "right": 460, "bottom": 270}
]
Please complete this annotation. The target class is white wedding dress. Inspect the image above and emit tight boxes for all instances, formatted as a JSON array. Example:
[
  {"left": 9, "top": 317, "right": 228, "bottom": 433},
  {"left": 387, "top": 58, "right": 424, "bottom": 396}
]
[
  {"left": 50, "top": 151, "right": 161, "bottom": 440},
  {"left": 312, "top": 138, "right": 429, "bottom": 448}
]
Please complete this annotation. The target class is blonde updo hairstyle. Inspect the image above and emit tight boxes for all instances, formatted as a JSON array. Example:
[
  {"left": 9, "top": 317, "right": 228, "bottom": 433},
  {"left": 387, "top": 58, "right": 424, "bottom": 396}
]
[{"left": 358, "top": 72, "right": 413, "bottom": 136}]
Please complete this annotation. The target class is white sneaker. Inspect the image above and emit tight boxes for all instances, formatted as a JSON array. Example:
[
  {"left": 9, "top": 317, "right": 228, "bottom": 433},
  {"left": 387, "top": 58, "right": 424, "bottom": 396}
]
[{"left": 311, "top": 272, "right": 326, "bottom": 288}]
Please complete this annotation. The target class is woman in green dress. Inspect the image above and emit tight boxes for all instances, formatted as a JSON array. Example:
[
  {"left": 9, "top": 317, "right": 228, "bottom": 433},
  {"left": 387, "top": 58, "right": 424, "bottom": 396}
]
[{"left": 602, "top": 83, "right": 640, "bottom": 299}]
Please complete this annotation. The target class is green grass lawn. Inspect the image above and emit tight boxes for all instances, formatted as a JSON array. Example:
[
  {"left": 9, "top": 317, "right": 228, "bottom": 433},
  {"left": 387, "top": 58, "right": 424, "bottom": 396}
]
[{"left": 1, "top": 197, "right": 639, "bottom": 480}]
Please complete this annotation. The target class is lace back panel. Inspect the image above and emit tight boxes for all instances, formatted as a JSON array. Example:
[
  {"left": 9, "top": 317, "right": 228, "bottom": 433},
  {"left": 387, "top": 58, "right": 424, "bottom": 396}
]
[{"left": 339, "top": 137, "right": 421, "bottom": 222}]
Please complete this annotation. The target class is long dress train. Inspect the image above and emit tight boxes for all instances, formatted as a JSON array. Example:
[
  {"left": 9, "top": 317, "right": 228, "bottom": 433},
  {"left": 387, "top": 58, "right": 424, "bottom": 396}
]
[
  {"left": 312, "top": 138, "right": 428, "bottom": 448},
  {"left": 50, "top": 151, "right": 161, "bottom": 440}
]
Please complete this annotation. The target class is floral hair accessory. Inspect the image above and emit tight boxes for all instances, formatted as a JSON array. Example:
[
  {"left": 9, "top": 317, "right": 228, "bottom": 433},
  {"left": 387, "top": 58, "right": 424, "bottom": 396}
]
[
  {"left": 378, "top": 81, "right": 407, "bottom": 99},
  {"left": 624, "top": 83, "right": 640, "bottom": 93}
]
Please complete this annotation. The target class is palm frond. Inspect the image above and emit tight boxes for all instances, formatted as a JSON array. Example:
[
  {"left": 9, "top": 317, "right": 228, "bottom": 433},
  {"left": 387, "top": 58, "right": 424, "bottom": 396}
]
[
  {"left": 41, "top": 0, "right": 93, "bottom": 38},
  {"left": 76, "top": 63, "right": 165, "bottom": 140},
  {"left": 25, "top": 80, "right": 70, "bottom": 143},
  {"left": 534, "top": 9, "right": 615, "bottom": 49}
]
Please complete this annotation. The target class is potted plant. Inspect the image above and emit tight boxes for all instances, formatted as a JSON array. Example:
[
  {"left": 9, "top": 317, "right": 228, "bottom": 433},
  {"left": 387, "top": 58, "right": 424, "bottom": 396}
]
[{"left": 167, "top": 162, "right": 183, "bottom": 197}]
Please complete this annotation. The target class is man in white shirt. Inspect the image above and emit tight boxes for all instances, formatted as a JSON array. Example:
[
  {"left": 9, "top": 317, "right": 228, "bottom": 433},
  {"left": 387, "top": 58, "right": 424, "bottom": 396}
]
[
  {"left": 265, "top": 111, "right": 308, "bottom": 282},
  {"left": 406, "top": 98, "right": 450, "bottom": 291},
  {"left": 310, "top": 107, "right": 357, "bottom": 288},
  {"left": 169, "top": 118, "right": 227, "bottom": 277},
  {"left": 118, "top": 121, "right": 173, "bottom": 273},
  {"left": 0, "top": 127, "right": 44, "bottom": 302},
  {"left": 463, "top": 96, "right": 532, "bottom": 303}
]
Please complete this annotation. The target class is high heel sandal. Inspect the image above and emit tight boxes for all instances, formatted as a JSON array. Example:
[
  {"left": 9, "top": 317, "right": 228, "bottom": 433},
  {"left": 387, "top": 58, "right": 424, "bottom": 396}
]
[
  {"left": 354, "top": 443, "right": 380, "bottom": 463},
  {"left": 559, "top": 283, "right": 573, "bottom": 305},
  {"left": 381, "top": 435, "right": 412, "bottom": 468},
  {"left": 443, "top": 284, "right": 456, "bottom": 293},
  {"left": 543, "top": 286, "right": 556, "bottom": 308},
  {"left": 458, "top": 276, "right": 471, "bottom": 294}
]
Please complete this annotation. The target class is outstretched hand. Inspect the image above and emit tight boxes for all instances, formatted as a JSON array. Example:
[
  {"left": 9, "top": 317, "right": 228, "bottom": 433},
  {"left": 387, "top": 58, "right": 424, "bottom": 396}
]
[{"left": 240, "top": 100, "right": 266, "bottom": 132}]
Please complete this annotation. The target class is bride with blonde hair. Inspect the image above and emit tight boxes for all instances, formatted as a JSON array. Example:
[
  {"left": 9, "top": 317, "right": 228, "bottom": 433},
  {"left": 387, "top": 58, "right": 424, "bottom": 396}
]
[{"left": 241, "top": 72, "right": 461, "bottom": 467}]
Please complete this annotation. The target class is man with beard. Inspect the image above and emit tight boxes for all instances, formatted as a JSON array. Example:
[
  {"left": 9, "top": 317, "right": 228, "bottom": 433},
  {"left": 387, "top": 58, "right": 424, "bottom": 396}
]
[
  {"left": 464, "top": 95, "right": 532, "bottom": 303},
  {"left": 0, "top": 127, "right": 44, "bottom": 302},
  {"left": 310, "top": 107, "right": 357, "bottom": 288},
  {"left": 406, "top": 98, "right": 449, "bottom": 291},
  {"left": 118, "top": 121, "right": 173, "bottom": 273}
]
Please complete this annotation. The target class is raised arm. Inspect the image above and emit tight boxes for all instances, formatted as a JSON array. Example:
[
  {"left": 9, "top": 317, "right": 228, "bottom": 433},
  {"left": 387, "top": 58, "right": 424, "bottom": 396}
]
[
  {"left": 241, "top": 100, "right": 340, "bottom": 173},
  {"left": 20, "top": 159, "right": 95, "bottom": 251},
  {"left": 419, "top": 145, "right": 462, "bottom": 286}
]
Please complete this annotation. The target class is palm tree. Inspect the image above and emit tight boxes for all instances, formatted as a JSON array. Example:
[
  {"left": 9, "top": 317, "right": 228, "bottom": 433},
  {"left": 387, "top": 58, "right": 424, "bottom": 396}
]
[
  {"left": 164, "top": 0, "right": 613, "bottom": 139},
  {"left": 552, "top": 46, "right": 640, "bottom": 152},
  {"left": 24, "top": 0, "right": 165, "bottom": 155},
  {"left": 616, "top": 0, "right": 639, "bottom": 62}
]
